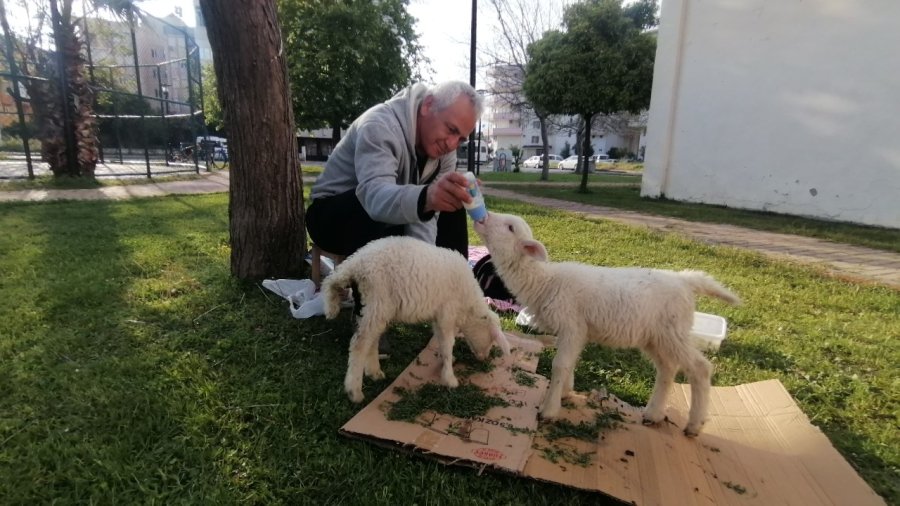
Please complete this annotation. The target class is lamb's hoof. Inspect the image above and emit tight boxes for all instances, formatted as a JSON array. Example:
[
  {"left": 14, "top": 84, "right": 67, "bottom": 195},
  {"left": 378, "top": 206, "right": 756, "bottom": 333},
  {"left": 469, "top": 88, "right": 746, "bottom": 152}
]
[
  {"left": 538, "top": 406, "right": 560, "bottom": 421},
  {"left": 442, "top": 375, "right": 459, "bottom": 389},
  {"left": 346, "top": 388, "right": 365, "bottom": 404},
  {"left": 683, "top": 421, "right": 704, "bottom": 437},
  {"left": 642, "top": 414, "right": 665, "bottom": 426},
  {"left": 366, "top": 369, "right": 385, "bottom": 380}
]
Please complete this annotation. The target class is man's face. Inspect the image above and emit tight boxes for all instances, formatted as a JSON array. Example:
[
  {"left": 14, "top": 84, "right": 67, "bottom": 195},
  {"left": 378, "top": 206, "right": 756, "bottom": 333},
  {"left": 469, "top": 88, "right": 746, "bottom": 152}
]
[{"left": 417, "top": 95, "right": 477, "bottom": 159}]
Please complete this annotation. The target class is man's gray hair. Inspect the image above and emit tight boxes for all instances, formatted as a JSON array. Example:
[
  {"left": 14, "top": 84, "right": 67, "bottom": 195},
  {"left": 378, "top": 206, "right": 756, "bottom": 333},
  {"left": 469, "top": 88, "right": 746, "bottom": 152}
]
[{"left": 427, "top": 81, "right": 484, "bottom": 117}]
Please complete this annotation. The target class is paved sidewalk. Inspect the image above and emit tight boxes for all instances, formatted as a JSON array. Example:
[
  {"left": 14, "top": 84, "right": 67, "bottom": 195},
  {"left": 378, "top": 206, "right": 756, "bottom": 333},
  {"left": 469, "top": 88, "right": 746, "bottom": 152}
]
[
  {"left": 1, "top": 171, "right": 897, "bottom": 289},
  {"left": 483, "top": 187, "right": 900, "bottom": 290},
  {"left": 0, "top": 171, "right": 231, "bottom": 202}
]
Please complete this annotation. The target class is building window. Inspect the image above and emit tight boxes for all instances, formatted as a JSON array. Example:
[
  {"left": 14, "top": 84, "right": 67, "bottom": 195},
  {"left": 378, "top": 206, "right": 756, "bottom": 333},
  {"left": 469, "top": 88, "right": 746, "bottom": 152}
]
[
  {"left": 531, "top": 136, "right": 539, "bottom": 144},
  {"left": 532, "top": 121, "right": 540, "bottom": 129}
]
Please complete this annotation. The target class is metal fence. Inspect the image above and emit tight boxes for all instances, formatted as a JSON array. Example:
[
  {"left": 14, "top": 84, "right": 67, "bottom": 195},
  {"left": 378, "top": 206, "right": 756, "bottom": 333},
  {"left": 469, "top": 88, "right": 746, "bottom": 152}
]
[{"left": 0, "top": 5, "right": 219, "bottom": 180}]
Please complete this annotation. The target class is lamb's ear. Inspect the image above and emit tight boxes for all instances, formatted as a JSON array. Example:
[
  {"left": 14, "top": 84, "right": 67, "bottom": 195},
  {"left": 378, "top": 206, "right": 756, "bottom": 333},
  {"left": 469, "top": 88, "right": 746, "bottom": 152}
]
[
  {"left": 520, "top": 239, "right": 548, "bottom": 262},
  {"left": 491, "top": 325, "right": 511, "bottom": 356}
]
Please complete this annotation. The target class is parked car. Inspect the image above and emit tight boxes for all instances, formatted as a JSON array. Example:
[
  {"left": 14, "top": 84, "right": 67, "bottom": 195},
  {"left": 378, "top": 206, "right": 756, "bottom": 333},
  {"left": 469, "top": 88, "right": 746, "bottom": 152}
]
[
  {"left": 591, "top": 153, "right": 612, "bottom": 165},
  {"left": 523, "top": 154, "right": 563, "bottom": 169},
  {"left": 558, "top": 155, "right": 583, "bottom": 170}
]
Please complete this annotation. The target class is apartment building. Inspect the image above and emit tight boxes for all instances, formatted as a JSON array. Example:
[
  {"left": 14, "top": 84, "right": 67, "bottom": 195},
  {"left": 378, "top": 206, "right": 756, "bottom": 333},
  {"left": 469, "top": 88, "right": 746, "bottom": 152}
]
[{"left": 486, "top": 64, "right": 644, "bottom": 160}]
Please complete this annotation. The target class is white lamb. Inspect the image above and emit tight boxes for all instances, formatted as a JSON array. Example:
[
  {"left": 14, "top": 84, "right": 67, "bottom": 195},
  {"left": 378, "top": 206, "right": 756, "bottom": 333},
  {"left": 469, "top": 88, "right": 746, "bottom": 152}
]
[
  {"left": 321, "top": 236, "right": 511, "bottom": 403},
  {"left": 473, "top": 213, "right": 741, "bottom": 436}
]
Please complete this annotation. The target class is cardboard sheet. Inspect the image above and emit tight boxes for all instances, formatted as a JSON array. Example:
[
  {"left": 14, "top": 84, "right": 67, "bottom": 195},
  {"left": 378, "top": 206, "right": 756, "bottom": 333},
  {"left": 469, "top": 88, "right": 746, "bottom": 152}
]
[{"left": 340, "top": 334, "right": 885, "bottom": 506}]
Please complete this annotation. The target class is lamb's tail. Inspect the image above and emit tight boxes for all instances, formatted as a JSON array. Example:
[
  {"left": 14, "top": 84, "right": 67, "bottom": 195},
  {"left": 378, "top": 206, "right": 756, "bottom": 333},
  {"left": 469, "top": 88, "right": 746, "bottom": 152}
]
[
  {"left": 320, "top": 262, "right": 355, "bottom": 319},
  {"left": 679, "top": 270, "right": 742, "bottom": 305}
]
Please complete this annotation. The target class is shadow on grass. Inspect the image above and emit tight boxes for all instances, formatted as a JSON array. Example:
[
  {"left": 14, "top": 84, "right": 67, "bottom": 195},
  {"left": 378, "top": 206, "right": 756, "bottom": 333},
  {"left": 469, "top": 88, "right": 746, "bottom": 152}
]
[
  {"left": 716, "top": 341, "right": 796, "bottom": 374},
  {"left": 0, "top": 195, "right": 626, "bottom": 504}
]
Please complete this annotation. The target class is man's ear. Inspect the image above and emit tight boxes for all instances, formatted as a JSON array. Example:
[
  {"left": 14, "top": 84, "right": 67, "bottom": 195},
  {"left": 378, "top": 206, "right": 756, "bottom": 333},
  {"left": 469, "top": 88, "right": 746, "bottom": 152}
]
[
  {"left": 520, "top": 239, "right": 548, "bottom": 262},
  {"left": 420, "top": 95, "right": 434, "bottom": 116}
]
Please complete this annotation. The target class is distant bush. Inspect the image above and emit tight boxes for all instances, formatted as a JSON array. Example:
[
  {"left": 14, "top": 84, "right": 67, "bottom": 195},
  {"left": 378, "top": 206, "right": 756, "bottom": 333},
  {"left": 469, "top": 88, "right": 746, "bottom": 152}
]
[{"left": 0, "top": 135, "right": 40, "bottom": 152}]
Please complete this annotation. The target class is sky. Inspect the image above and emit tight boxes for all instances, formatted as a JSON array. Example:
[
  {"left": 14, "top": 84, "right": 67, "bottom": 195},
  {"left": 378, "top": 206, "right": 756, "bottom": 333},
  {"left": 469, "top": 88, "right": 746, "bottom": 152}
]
[
  {"left": 136, "top": 0, "right": 498, "bottom": 88},
  {"left": 406, "top": 0, "right": 496, "bottom": 87}
]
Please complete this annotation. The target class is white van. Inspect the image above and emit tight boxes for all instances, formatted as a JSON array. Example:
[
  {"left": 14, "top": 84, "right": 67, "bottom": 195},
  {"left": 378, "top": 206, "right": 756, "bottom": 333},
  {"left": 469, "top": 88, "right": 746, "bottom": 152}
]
[{"left": 456, "top": 144, "right": 489, "bottom": 165}]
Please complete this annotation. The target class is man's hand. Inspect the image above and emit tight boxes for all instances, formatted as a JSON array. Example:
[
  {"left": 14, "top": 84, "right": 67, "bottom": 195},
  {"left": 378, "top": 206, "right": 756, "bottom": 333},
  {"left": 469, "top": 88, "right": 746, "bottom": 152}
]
[{"left": 424, "top": 172, "right": 472, "bottom": 213}]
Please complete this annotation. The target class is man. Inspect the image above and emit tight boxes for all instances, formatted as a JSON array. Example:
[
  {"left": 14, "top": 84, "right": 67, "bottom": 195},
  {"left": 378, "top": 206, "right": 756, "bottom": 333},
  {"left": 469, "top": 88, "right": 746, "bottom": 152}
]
[{"left": 306, "top": 81, "right": 483, "bottom": 258}]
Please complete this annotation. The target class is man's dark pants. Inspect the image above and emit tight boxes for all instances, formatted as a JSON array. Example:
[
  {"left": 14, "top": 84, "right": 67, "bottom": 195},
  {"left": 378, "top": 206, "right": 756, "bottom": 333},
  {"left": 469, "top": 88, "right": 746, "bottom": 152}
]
[{"left": 306, "top": 189, "right": 468, "bottom": 258}]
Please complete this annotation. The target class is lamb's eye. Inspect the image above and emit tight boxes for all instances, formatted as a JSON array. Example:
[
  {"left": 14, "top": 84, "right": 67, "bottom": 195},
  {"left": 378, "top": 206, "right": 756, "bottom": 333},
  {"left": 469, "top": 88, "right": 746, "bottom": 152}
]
[{"left": 507, "top": 225, "right": 514, "bottom": 232}]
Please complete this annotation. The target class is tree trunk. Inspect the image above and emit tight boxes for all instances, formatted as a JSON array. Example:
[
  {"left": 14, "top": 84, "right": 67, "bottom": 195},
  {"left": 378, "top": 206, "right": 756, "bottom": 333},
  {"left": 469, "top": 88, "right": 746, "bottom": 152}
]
[
  {"left": 579, "top": 112, "right": 594, "bottom": 193},
  {"left": 62, "top": 13, "right": 98, "bottom": 176},
  {"left": 200, "top": 0, "right": 306, "bottom": 280},
  {"left": 539, "top": 115, "right": 550, "bottom": 181},
  {"left": 574, "top": 118, "right": 585, "bottom": 174},
  {"left": 331, "top": 124, "right": 341, "bottom": 146}
]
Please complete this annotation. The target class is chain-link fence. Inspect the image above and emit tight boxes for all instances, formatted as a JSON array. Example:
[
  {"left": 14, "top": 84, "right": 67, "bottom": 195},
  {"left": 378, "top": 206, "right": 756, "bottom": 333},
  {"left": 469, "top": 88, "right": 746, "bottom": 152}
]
[{"left": 0, "top": 4, "right": 221, "bottom": 180}]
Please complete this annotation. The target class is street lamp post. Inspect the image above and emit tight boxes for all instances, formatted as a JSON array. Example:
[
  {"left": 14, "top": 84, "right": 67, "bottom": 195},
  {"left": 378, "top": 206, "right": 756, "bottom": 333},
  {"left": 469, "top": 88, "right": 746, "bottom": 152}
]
[{"left": 161, "top": 85, "right": 170, "bottom": 114}]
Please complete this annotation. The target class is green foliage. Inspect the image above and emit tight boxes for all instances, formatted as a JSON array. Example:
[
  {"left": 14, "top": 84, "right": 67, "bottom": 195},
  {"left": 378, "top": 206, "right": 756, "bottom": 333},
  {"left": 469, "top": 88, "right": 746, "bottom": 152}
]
[
  {"left": 510, "top": 144, "right": 522, "bottom": 172},
  {"left": 201, "top": 64, "right": 224, "bottom": 132},
  {"left": 278, "top": 0, "right": 424, "bottom": 134},
  {"left": 524, "top": 0, "right": 657, "bottom": 117},
  {"left": 607, "top": 146, "right": 628, "bottom": 159},
  {"left": 560, "top": 140, "right": 571, "bottom": 158},
  {"left": 0, "top": 134, "right": 40, "bottom": 152},
  {"left": 623, "top": 0, "right": 660, "bottom": 29}
]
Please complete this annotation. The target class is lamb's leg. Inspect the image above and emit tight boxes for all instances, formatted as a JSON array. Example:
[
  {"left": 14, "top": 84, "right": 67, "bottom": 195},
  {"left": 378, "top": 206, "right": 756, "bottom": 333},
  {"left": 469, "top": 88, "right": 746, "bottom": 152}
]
[
  {"left": 642, "top": 344, "right": 678, "bottom": 426},
  {"left": 435, "top": 318, "right": 459, "bottom": 388},
  {"left": 344, "top": 316, "right": 386, "bottom": 403},
  {"left": 364, "top": 338, "right": 385, "bottom": 381},
  {"left": 563, "top": 368, "right": 575, "bottom": 398},
  {"left": 540, "top": 332, "right": 585, "bottom": 419},
  {"left": 682, "top": 347, "right": 713, "bottom": 437}
]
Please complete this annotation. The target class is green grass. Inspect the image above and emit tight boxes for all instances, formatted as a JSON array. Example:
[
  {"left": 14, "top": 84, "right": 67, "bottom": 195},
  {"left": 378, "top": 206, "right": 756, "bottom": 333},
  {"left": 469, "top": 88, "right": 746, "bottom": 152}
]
[
  {"left": 478, "top": 170, "right": 641, "bottom": 184},
  {"left": 301, "top": 163, "right": 325, "bottom": 175},
  {"left": 0, "top": 194, "right": 897, "bottom": 504},
  {"left": 0, "top": 172, "right": 212, "bottom": 191},
  {"left": 488, "top": 184, "right": 900, "bottom": 253}
]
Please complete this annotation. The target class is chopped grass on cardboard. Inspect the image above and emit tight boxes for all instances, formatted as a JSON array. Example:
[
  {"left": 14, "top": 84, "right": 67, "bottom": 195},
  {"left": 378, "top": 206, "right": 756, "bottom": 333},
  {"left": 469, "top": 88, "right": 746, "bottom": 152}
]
[
  {"left": 533, "top": 443, "right": 595, "bottom": 467},
  {"left": 387, "top": 383, "right": 509, "bottom": 422},
  {"left": 541, "top": 410, "right": 625, "bottom": 442},
  {"left": 452, "top": 340, "right": 503, "bottom": 378},
  {"left": 724, "top": 481, "right": 748, "bottom": 495},
  {"left": 513, "top": 367, "right": 537, "bottom": 387}
]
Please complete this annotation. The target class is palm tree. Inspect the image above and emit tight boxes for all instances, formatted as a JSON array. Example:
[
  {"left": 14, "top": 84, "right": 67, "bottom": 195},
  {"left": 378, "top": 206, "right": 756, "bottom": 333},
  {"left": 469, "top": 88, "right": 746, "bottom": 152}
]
[{"left": 0, "top": 0, "right": 103, "bottom": 177}]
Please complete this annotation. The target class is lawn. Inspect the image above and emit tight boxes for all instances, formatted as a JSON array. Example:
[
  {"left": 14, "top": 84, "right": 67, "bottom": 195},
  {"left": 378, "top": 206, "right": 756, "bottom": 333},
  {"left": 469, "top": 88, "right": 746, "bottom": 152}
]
[
  {"left": 477, "top": 170, "right": 641, "bottom": 185},
  {"left": 487, "top": 183, "right": 900, "bottom": 254},
  {"left": 0, "top": 194, "right": 897, "bottom": 504},
  {"left": 0, "top": 172, "right": 212, "bottom": 191}
]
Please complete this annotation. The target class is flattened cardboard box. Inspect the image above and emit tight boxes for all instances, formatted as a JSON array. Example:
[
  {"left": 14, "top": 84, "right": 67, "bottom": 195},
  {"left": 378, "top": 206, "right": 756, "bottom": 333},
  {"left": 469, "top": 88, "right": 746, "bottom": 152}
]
[{"left": 341, "top": 334, "right": 884, "bottom": 506}]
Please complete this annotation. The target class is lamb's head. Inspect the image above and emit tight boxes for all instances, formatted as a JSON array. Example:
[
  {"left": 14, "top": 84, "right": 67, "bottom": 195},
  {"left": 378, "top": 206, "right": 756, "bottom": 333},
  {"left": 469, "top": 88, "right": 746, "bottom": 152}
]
[
  {"left": 460, "top": 309, "right": 510, "bottom": 360},
  {"left": 472, "top": 212, "right": 548, "bottom": 263}
]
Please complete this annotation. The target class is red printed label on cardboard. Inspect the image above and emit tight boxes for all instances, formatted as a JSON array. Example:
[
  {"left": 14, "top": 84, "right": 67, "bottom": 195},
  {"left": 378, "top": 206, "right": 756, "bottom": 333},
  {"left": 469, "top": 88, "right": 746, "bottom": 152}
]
[{"left": 472, "top": 447, "right": 505, "bottom": 461}]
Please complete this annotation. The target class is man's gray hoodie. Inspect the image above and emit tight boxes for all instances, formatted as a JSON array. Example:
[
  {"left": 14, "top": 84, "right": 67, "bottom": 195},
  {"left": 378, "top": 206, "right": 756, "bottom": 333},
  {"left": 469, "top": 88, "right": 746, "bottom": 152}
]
[{"left": 309, "top": 84, "right": 456, "bottom": 244}]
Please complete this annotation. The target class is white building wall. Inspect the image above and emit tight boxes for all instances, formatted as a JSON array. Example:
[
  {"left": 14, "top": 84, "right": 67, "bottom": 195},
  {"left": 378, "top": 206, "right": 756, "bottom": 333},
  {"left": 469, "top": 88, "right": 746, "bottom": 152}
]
[{"left": 643, "top": 0, "right": 900, "bottom": 228}]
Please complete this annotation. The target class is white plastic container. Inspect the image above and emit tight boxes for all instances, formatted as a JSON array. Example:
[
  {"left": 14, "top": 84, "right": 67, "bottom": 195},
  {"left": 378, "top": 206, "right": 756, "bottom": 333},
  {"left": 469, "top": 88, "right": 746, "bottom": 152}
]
[
  {"left": 689, "top": 312, "right": 728, "bottom": 351},
  {"left": 462, "top": 172, "right": 487, "bottom": 222}
]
